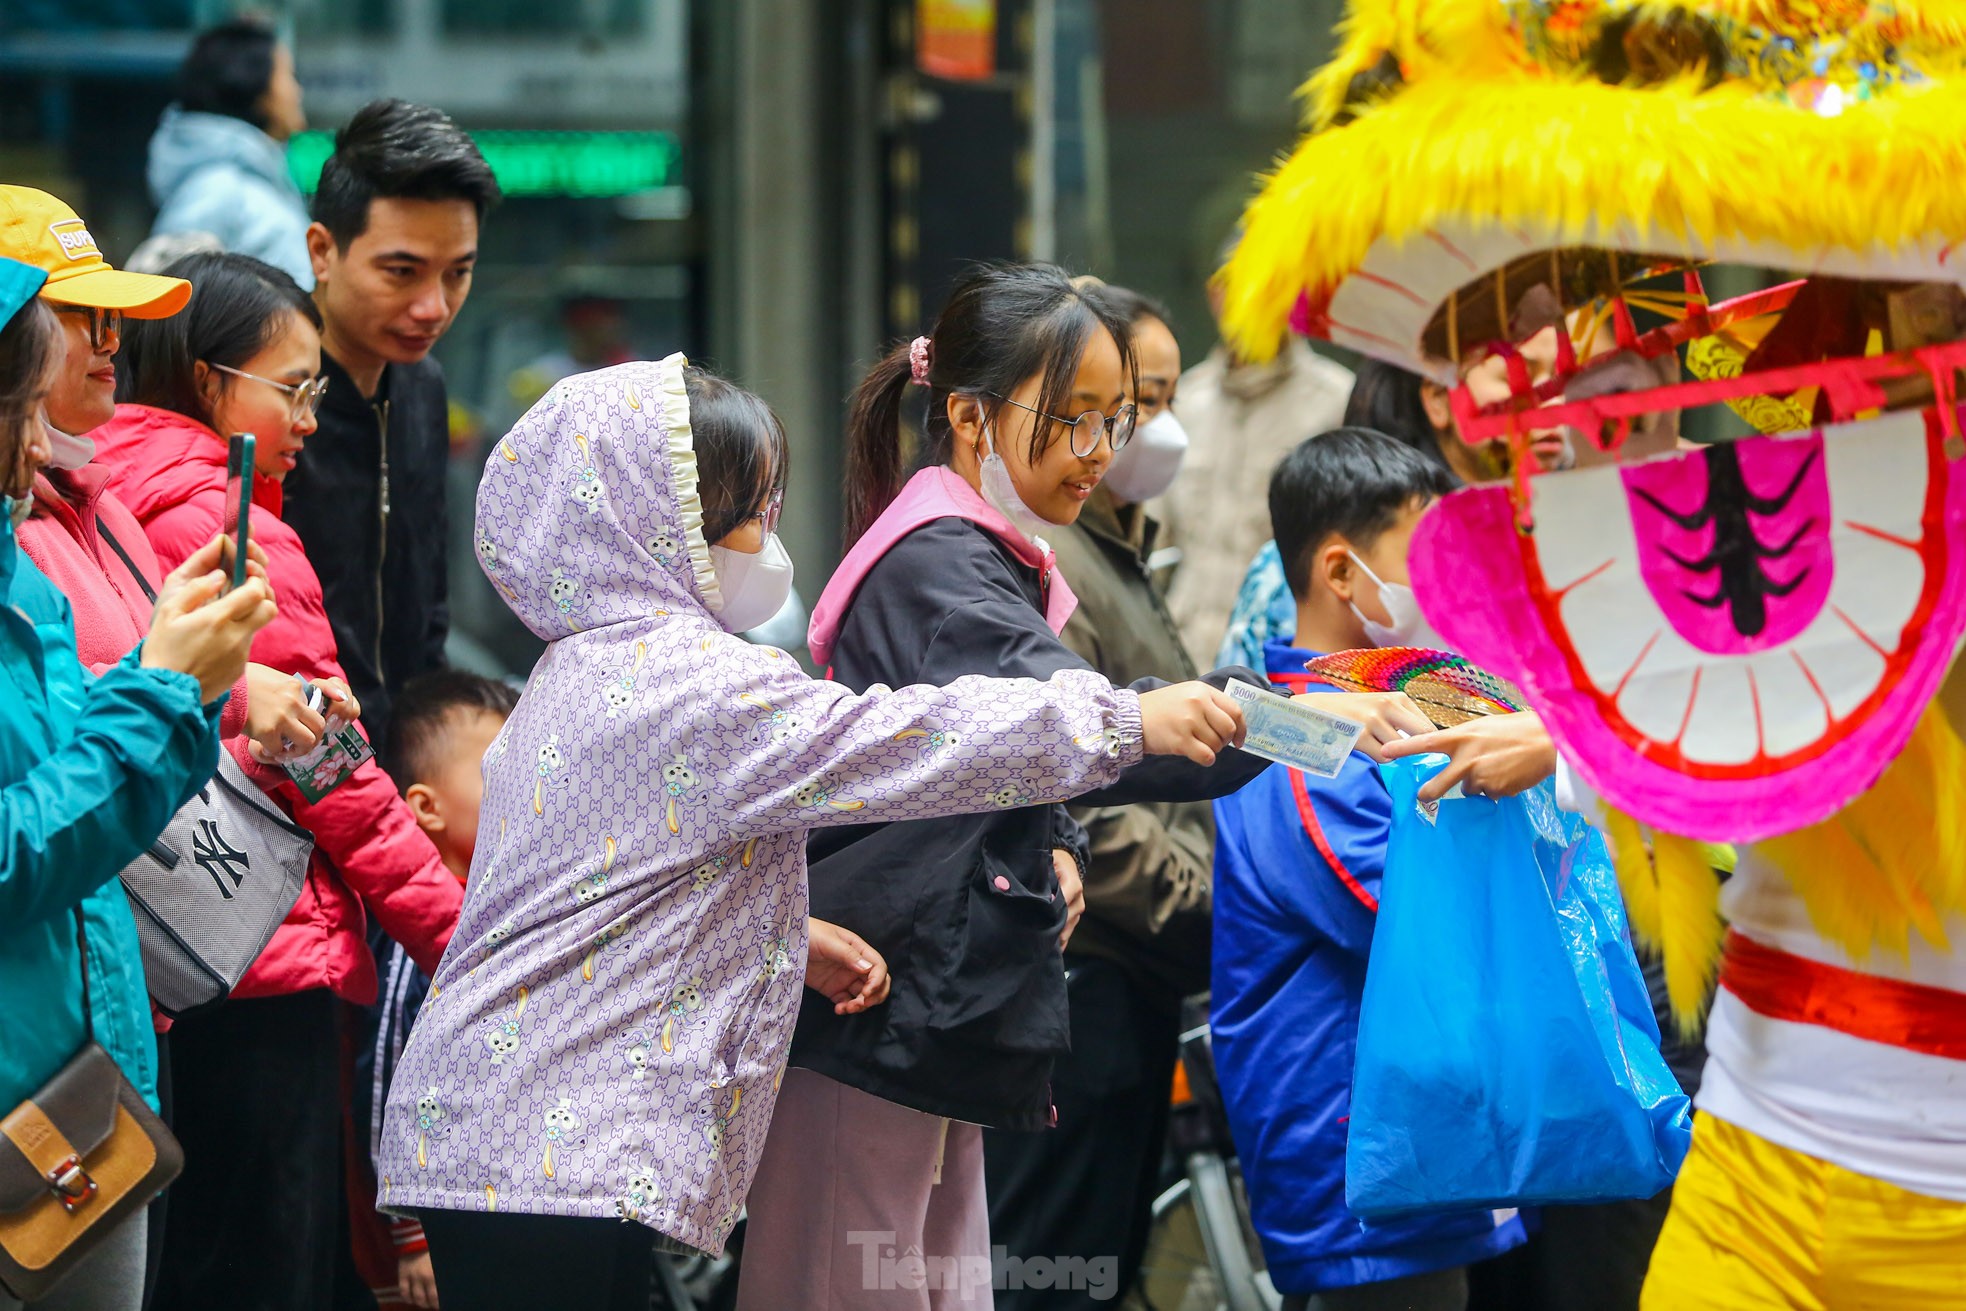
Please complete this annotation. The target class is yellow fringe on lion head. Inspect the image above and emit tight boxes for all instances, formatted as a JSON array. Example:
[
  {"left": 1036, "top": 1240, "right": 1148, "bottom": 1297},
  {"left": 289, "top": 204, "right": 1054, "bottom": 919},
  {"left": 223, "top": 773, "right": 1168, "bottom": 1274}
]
[
  {"left": 1305, "top": 0, "right": 1523, "bottom": 129},
  {"left": 1224, "top": 0, "right": 1966, "bottom": 363},
  {"left": 1223, "top": 72, "right": 1966, "bottom": 362}
]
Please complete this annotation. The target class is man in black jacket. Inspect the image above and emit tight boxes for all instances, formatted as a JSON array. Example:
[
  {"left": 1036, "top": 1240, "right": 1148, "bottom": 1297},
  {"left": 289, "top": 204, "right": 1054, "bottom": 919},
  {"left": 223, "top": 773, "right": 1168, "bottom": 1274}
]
[{"left": 286, "top": 98, "right": 499, "bottom": 743}]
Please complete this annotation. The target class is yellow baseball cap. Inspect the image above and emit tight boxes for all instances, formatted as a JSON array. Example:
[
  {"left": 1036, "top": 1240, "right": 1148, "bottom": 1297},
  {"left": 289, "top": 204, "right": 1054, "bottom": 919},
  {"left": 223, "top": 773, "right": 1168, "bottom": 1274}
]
[{"left": 0, "top": 186, "right": 190, "bottom": 318}]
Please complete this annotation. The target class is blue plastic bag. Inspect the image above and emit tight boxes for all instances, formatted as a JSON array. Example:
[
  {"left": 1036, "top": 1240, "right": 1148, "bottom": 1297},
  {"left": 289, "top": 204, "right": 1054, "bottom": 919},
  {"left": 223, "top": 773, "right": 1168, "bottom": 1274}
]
[{"left": 1344, "top": 756, "right": 1693, "bottom": 1219}]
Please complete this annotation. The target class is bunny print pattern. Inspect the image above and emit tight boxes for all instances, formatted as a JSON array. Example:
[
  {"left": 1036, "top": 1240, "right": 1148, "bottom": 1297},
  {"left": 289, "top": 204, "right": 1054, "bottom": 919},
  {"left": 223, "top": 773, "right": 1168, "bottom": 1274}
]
[{"left": 375, "top": 356, "right": 1144, "bottom": 1258}]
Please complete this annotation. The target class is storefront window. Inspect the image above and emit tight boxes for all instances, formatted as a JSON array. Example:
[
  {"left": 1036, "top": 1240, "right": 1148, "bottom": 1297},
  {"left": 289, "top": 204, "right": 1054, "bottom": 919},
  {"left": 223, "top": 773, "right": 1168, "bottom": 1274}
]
[{"left": 1063, "top": 0, "right": 1345, "bottom": 360}]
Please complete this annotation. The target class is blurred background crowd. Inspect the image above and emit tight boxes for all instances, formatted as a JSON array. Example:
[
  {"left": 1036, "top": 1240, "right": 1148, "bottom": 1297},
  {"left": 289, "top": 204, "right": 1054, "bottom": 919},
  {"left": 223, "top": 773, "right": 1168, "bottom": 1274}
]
[{"left": 0, "top": 0, "right": 1357, "bottom": 686}]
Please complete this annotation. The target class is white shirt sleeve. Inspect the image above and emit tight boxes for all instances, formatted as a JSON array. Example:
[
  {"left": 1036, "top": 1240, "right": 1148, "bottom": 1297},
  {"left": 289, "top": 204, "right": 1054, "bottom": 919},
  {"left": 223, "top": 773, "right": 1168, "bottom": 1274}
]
[{"left": 1553, "top": 755, "right": 1607, "bottom": 830}]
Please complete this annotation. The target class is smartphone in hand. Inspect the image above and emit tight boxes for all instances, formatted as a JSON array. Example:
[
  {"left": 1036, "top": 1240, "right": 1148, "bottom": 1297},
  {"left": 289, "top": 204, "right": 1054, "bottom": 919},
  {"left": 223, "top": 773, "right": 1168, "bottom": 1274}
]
[{"left": 224, "top": 433, "right": 254, "bottom": 591}]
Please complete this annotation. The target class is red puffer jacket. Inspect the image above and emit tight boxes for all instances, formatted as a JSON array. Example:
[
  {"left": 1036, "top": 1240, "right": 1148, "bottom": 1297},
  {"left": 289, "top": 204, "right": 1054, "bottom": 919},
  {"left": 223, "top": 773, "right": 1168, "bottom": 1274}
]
[
  {"left": 94, "top": 404, "right": 460, "bottom": 1004},
  {"left": 17, "top": 463, "right": 252, "bottom": 1034},
  {"left": 17, "top": 463, "right": 248, "bottom": 730}
]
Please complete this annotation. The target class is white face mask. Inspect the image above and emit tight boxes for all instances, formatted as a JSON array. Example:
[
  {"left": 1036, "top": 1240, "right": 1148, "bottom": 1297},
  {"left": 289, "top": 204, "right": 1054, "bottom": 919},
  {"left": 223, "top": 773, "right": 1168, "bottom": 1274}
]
[
  {"left": 1347, "top": 550, "right": 1443, "bottom": 650},
  {"left": 42, "top": 417, "right": 95, "bottom": 472},
  {"left": 975, "top": 408, "right": 1051, "bottom": 542},
  {"left": 1099, "top": 409, "right": 1188, "bottom": 504},
  {"left": 709, "top": 532, "right": 796, "bottom": 634}
]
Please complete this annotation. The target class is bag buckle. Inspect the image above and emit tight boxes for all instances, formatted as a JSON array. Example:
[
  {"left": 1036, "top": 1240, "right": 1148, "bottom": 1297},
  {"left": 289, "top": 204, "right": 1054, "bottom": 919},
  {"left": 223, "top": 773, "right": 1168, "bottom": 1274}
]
[{"left": 45, "top": 1155, "right": 96, "bottom": 1213}]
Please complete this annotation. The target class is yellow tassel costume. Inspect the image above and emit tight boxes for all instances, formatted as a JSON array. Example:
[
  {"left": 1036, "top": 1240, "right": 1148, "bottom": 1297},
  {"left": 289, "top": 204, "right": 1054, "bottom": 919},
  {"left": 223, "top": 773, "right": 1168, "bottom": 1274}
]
[
  {"left": 1220, "top": 3, "right": 1966, "bottom": 1297},
  {"left": 1219, "top": 0, "right": 1966, "bottom": 1011},
  {"left": 1224, "top": 3, "right": 1966, "bottom": 371}
]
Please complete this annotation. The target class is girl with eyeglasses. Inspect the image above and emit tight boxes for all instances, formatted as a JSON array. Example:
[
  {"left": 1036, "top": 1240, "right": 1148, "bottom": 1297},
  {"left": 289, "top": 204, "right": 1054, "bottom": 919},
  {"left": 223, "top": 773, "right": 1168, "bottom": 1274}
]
[
  {"left": 738, "top": 262, "right": 1286, "bottom": 1310},
  {"left": 366, "top": 353, "right": 1251, "bottom": 1311},
  {"left": 93, "top": 251, "right": 468, "bottom": 1310}
]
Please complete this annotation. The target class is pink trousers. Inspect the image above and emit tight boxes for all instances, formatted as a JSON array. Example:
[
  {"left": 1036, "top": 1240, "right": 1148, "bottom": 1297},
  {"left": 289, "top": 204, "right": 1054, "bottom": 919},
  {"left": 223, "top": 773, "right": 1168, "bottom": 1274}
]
[{"left": 736, "top": 1069, "right": 994, "bottom": 1311}]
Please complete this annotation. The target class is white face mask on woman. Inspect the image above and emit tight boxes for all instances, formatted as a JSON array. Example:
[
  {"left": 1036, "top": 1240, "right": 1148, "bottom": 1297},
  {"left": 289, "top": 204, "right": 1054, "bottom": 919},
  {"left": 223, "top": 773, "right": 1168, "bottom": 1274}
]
[
  {"left": 709, "top": 532, "right": 797, "bottom": 634},
  {"left": 1099, "top": 409, "right": 1189, "bottom": 504},
  {"left": 1347, "top": 550, "right": 1443, "bottom": 650},
  {"left": 42, "top": 417, "right": 94, "bottom": 472},
  {"left": 974, "top": 408, "right": 1051, "bottom": 541}
]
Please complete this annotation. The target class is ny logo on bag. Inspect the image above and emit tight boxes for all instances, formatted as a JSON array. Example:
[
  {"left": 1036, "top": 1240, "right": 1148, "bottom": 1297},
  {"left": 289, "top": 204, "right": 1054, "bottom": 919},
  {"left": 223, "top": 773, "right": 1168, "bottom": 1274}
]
[{"left": 191, "top": 821, "right": 250, "bottom": 899}]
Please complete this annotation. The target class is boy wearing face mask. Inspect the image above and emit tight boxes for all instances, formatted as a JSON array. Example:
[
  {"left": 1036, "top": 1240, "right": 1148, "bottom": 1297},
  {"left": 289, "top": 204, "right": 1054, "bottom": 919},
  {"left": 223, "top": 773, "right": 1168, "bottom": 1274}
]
[
  {"left": 1210, "top": 429, "right": 1527, "bottom": 1311},
  {"left": 980, "top": 285, "right": 1212, "bottom": 1310}
]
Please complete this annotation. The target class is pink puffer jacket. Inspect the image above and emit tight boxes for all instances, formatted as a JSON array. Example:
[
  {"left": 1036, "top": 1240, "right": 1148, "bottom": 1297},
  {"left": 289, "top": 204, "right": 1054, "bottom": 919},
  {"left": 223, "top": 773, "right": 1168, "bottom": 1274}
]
[{"left": 94, "top": 404, "right": 460, "bottom": 1004}]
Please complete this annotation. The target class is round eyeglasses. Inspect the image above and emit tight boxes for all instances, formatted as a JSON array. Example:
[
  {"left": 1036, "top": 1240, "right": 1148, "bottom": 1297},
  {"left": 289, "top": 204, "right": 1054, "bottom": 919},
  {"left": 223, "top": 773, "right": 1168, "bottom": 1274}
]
[
  {"left": 983, "top": 393, "right": 1138, "bottom": 458},
  {"left": 206, "top": 362, "right": 330, "bottom": 422}
]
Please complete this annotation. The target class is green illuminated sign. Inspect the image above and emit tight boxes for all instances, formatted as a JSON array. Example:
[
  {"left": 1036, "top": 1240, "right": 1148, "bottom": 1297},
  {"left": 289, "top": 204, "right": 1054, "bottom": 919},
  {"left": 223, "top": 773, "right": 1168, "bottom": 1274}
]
[{"left": 288, "top": 130, "right": 681, "bottom": 198}]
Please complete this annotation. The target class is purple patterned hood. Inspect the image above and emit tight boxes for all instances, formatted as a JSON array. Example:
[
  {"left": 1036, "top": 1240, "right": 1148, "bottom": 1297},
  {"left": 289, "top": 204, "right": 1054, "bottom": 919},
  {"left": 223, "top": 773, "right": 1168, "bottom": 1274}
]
[
  {"left": 377, "top": 356, "right": 1144, "bottom": 1251},
  {"left": 473, "top": 354, "right": 725, "bottom": 640}
]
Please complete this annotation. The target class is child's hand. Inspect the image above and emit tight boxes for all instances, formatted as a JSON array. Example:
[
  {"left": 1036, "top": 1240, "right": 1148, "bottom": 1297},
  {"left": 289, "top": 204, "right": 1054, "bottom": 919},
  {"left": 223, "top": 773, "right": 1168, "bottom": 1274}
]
[
  {"left": 1299, "top": 691, "right": 1435, "bottom": 759},
  {"left": 398, "top": 1250, "right": 439, "bottom": 1310},
  {"left": 1379, "top": 710, "right": 1558, "bottom": 803},
  {"left": 1139, "top": 682, "right": 1247, "bottom": 765},
  {"left": 805, "top": 919, "right": 891, "bottom": 1015},
  {"left": 1052, "top": 849, "right": 1085, "bottom": 951}
]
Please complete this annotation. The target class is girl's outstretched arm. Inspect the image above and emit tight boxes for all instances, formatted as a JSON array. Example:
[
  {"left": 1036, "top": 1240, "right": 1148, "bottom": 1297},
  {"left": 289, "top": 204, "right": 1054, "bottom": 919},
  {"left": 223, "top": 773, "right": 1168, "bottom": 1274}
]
[{"left": 703, "top": 633, "right": 1145, "bottom": 834}]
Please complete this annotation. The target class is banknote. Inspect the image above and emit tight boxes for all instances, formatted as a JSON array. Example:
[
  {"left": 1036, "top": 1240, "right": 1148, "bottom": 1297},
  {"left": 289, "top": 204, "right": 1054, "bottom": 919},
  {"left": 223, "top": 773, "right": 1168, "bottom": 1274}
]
[{"left": 1225, "top": 679, "right": 1365, "bottom": 778}]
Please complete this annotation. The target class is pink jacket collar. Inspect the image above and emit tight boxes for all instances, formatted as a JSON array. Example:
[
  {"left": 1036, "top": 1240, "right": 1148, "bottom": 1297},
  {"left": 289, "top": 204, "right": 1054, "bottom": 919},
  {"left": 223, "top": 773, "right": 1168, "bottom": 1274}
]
[{"left": 808, "top": 465, "right": 1077, "bottom": 667}]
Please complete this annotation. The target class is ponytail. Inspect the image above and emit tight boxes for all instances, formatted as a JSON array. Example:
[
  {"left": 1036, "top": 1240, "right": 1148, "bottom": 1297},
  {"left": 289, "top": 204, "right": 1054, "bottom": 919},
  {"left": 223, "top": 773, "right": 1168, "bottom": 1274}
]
[
  {"left": 841, "top": 261, "right": 1137, "bottom": 548},
  {"left": 843, "top": 343, "right": 915, "bottom": 547}
]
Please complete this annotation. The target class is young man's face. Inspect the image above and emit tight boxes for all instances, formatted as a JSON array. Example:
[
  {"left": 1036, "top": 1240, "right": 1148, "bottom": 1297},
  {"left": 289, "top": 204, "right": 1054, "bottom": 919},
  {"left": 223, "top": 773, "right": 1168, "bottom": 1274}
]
[
  {"left": 309, "top": 197, "right": 478, "bottom": 368},
  {"left": 1318, "top": 494, "right": 1438, "bottom": 643}
]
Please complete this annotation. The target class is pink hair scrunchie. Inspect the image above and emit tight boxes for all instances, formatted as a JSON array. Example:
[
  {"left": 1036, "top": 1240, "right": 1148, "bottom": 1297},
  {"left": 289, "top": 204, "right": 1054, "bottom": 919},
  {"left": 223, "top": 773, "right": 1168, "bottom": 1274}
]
[{"left": 909, "top": 336, "right": 933, "bottom": 386}]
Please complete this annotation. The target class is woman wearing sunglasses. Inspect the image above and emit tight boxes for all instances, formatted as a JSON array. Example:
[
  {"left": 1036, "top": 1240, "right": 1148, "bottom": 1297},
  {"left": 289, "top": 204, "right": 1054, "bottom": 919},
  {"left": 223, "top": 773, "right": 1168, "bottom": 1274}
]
[{"left": 94, "top": 251, "right": 466, "bottom": 1309}]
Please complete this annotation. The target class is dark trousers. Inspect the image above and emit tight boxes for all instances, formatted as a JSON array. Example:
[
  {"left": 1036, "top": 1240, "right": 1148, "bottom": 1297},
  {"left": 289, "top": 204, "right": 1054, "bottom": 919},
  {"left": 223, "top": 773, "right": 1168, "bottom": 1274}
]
[
  {"left": 420, "top": 1209, "right": 654, "bottom": 1311},
  {"left": 1465, "top": 1191, "right": 1674, "bottom": 1311},
  {"left": 151, "top": 990, "right": 344, "bottom": 1311},
  {"left": 983, "top": 957, "right": 1179, "bottom": 1311},
  {"left": 1282, "top": 1265, "right": 1469, "bottom": 1310}
]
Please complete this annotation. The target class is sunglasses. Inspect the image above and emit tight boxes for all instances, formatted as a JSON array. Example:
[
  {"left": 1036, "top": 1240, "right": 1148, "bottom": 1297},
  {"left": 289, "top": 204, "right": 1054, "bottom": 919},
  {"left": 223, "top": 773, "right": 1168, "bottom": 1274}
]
[{"left": 52, "top": 304, "right": 122, "bottom": 353}]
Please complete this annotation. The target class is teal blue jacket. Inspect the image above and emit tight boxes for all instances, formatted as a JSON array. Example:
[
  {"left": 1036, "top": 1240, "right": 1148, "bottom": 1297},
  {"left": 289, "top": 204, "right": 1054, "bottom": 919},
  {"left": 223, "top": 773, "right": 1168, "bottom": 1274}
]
[{"left": 0, "top": 517, "right": 220, "bottom": 1113}]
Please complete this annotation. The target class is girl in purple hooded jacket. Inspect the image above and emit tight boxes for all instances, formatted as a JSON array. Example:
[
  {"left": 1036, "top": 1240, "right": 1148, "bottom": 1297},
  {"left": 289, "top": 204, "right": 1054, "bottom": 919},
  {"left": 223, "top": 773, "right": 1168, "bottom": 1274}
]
[{"left": 373, "top": 353, "right": 1243, "bottom": 1310}]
